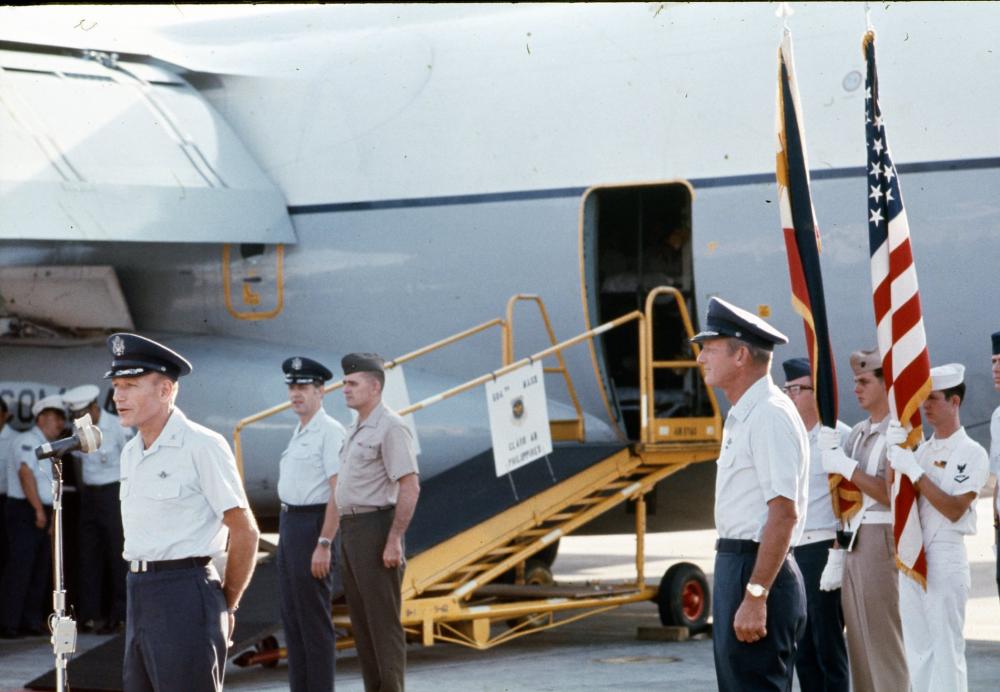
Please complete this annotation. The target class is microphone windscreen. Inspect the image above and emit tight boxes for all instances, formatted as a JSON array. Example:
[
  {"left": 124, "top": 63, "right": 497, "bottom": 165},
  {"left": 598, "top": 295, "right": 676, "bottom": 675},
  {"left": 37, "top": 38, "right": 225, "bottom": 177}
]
[{"left": 79, "top": 425, "right": 102, "bottom": 453}]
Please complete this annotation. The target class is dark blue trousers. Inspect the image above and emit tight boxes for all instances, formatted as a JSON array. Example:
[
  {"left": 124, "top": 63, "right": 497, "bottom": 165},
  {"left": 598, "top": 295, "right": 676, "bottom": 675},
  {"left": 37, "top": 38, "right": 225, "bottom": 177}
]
[
  {"left": 0, "top": 498, "right": 51, "bottom": 633},
  {"left": 123, "top": 565, "right": 227, "bottom": 692},
  {"left": 792, "top": 540, "right": 849, "bottom": 692},
  {"left": 995, "top": 525, "right": 999, "bottom": 605},
  {"left": 712, "top": 545, "right": 806, "bottom": 692},
  {"left": 78, "top": 482, "right": 127, "bottom": 623},
  {"left": 277, "top": 508, "right": 336, "bottom": 692}
]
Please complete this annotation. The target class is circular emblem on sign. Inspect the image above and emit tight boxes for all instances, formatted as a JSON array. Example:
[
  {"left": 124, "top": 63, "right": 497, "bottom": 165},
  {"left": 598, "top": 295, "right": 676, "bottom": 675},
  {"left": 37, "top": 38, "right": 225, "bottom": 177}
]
[
  {"left": 292, "top": 357, "right": 302, "bottom": 371},
  {"left": 111, "top": 335, "right": 126, "bottom": 357},
  {"left": 511, "top": 396, "right": 525, "bottom": 420}
]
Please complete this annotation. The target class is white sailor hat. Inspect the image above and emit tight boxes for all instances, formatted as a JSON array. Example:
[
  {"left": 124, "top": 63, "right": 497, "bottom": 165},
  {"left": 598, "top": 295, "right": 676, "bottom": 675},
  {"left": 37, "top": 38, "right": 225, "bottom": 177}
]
[
  {"left": 32, "top": 394, "right": 66, "bottom": 418},
  {"left": 63, "top": 384, "right": 100, "bottom": 413},
  {"left": 930, "top": 363, "right": 965, "bottom": 390},
  {"left": 690, "top": 297, "right": 788, "bottom": 351}
]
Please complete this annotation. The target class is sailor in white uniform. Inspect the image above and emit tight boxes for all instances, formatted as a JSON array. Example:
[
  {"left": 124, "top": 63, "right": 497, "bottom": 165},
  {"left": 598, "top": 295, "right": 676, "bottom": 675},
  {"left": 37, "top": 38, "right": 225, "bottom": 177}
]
[
  {"left": 276, "top": 356, "right": 346, "bottom": 692},
  {"left": 888, "top": 363, "right": 989, "bottom": 692}
]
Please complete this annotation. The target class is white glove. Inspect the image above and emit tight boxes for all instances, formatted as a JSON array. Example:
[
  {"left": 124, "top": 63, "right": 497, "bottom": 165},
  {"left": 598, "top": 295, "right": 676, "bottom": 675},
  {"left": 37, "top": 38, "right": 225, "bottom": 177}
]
[
  {"left": 817, "top": 426, "right": 842, "bottom": 451},
  {"left": 821, "top": 446, "right": 857, "bottom": 480},
  {"left": 819, "top": 548, "right": 844, "bottom": 591},
  {"left": 885, "top": 419, "right": 908, "bottom": 446},
  {"left": 887, "top": 444, "right": 924, "bottom": 483}
]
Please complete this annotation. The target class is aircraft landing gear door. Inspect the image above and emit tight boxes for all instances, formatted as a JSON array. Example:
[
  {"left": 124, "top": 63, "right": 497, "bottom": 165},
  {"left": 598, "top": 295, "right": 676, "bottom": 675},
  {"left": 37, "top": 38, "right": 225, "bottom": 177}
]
[
  {"left": 223, "top": 243, "right": 285, "bottom": 321},
  {"left": 582, "top": 182, "right": 713, "bottom": 440}
]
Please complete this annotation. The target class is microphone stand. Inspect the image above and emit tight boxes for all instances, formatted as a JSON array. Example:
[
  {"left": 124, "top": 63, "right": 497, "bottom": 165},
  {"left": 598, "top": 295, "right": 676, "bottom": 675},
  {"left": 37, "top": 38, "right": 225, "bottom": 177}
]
[{"left": 49, "top": 450, "right": 76, "bottom": 692}]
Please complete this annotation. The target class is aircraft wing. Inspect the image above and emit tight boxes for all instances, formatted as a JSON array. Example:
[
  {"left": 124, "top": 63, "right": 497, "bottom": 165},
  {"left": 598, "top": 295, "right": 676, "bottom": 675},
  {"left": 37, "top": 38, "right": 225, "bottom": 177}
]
[{"left": 0, "top": 42, "right": 295, "bottom": 244}]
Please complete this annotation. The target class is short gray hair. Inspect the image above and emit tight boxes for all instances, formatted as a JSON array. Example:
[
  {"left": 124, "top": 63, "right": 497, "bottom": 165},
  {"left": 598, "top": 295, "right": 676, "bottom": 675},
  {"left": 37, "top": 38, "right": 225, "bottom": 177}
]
[{"left": 726, "top": 338, "right": 772, "bottom": 367}]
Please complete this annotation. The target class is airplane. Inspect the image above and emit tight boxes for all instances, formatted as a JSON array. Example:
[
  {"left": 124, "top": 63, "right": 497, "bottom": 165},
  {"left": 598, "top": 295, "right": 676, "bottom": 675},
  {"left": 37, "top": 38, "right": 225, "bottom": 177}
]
[{"left": 1, "top": 2, "right": 998, "bottom": 544}]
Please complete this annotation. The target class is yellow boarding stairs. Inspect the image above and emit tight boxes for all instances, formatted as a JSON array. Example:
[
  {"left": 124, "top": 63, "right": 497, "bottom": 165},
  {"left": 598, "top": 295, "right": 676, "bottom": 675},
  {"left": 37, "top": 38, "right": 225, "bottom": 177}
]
[{"left": 232, "top": 286, "right": 721, "bottom": 663}]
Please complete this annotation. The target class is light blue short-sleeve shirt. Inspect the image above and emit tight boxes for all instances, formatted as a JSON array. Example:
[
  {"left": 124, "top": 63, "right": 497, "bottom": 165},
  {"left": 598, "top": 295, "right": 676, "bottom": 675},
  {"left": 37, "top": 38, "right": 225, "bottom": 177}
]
[
  {"left": 119, "top": 407, "right": 248, "bottom": 561},
  {"left": 8, "top": 427, "right": 54, "bottom": 505},
  {"left": 990, "top": 405, "right": 1000, "bottom": 514},
  {"left": 278, "top": 407, "right": 346, "bottom": 505},
  {"left": 715, "top": 374, "right": 809, "bottom": 544},
  {"left": 800, "top": 420, "right": 852, "bottom": 536},
  {"left": 0, "top": 425, "right": 14, "bottom": 496}
]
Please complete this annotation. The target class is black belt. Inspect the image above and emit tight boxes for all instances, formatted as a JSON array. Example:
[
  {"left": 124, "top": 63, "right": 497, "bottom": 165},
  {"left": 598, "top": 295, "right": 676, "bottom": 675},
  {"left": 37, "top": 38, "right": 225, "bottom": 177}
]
[
  {"left": 129, "top": 556, "right": 211, "bottom": 573},
  {"left": 715, "top": 538, "right": 759, "bottom": 554},
  {"left": 281, "top": 502, "right": 327, "bottom": 514}
]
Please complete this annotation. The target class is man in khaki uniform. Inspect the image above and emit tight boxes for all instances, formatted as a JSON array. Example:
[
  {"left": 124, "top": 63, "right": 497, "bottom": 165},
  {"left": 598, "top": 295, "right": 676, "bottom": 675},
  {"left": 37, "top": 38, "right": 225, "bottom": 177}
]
[
  {"left": 818, "top": 348, "right": 909, "bottom": 692},
  {"left": 337, "top": 353, "right": 419, "bottom": 692}
]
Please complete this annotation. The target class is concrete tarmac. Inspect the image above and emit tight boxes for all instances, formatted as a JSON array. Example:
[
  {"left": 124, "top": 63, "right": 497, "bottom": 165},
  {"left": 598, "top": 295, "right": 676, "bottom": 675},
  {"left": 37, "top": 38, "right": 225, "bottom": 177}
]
[{"left": 2, "top": 499, "right": 999, "bottom": 691}]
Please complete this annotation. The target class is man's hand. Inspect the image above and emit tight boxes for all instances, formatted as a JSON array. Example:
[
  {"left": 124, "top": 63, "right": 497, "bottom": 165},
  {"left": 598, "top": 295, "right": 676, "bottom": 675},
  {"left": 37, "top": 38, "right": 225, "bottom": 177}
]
[
  {"left": 887, "top": 445, "right": 924, "bottom": 482},
  {"left": 382, "top": 535, "right": 404, "bottom": 569},
  {"left": 885, "top": 420, "right": 908, "bottom": 447},
  {"left": 34, "top": 507, "right": 47, "bottom": 529},
  {"left": 733, "top": 594, "right": 767, "bottom": 643},
  {"left": 817, "top": 426, "right": 842, "bottom": 451},
  {"left": 311, "top": 543, "right": 332, "bottom": 579},
  {"left": 821, "top": 447, "right": 858, "bottom": 479}
]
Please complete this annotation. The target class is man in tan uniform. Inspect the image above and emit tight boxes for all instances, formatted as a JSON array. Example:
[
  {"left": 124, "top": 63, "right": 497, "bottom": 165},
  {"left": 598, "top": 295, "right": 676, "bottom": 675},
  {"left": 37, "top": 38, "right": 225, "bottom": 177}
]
[
  {"left": 336, "top": 353, "right": 419, "bottom": 692},
  {"left": 818, "top": 348, "right": 909, "bottom": 692}
]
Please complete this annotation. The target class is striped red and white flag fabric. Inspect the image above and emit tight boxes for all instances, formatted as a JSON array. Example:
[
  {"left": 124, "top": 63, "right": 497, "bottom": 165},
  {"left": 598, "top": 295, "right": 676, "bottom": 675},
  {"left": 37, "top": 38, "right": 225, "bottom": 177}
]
[
  {"left": 775, "top": 33, "right": 858, "bottom": 521},
  {"left": 864, "top": 30, "right": 931, "bottom": 587}
]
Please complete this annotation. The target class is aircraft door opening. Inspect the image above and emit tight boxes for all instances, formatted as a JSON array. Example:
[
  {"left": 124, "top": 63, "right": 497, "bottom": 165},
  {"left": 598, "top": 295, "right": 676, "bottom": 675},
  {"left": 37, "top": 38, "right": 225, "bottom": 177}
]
[{"left": 581, "top": 182, "right": 713, "bottom": 440}]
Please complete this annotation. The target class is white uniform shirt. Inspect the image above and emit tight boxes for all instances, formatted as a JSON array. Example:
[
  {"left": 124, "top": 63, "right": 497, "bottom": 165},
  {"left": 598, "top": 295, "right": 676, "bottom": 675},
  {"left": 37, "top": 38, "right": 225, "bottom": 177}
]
[
  {"left": 78, "top": 411, "right": 133, "bottom": 486},
  {"left": 914, "top": 427, "right": 989, "bottom": 542},
  {"left": 715, "top": 374, "right": 809, "bottom": 544},
  {"left": 0, "top": 425, "right": 13, "bottom": 495},
  {"left": 278, "top": 407, "right": 345, "bottom": 505},
  {"left": 990, "top": 405, "right": 1000, "bottom": 515},
  {"left": 119, "top": 407, "right": 248, "bottom": 561},
  {"left": 799, "top": 420, "right": 852, "bottom": 537},
  {"left": 8, "top": 426, "right": 54, "bottom": 505}
]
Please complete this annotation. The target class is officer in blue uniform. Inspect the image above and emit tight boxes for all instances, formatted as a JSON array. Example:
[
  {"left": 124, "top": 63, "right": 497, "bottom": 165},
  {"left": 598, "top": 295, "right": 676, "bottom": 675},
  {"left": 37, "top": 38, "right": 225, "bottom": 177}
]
[
  {"left": 107, "top": 333, "right": 260, "bottom": 692},
  {"left": 0, "top": 394, "right": 66, "bottom": 638},
  {"left": 692, "top": 297, "right": 808, "bottom": 692},
  {"left": 64, "top": 384, "right": 133, "bottom": 634},
  {"left": 277, "top": 356, "right": 346, "bottom": 692}
]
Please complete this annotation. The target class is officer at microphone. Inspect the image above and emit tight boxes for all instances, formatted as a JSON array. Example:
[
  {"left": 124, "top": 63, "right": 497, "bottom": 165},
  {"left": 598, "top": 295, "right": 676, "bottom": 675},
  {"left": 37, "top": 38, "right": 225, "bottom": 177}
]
[
  {"left": 64, "top": 384, "right": 132, "bottom": 634},
  {"left": 107, "top": 333, "right": 259, "bottom": 692},
  {"left": 0, "top": 394, "right": 66, "bottom": 638}
]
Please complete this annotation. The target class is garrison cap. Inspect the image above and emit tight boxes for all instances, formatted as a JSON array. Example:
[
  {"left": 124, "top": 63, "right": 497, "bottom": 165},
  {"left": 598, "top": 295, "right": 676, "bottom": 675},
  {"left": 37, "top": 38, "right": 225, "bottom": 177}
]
[
  {"left": 849, "top": 348, "right": 881, "bottom": 375},
  {"left": 63, "top": 384, "right": 100, "bottom": 413},
  {"left": 781, "top": 357, "right": 811, "bottom": 382},
  {"left": 341, "top": 353, "right": 385, "bottom": 375},
  {"left": 32, "top": 394, "right": 66, "bottom": 418},
  {"left": 690, "top": 297, "right": 788, "bottom": 350},
  {"left": 282, "top": 356, "right": 333, "bottom": 385},
  {"left": 930, "top": 363, "right": 965, "bottom": 390},
  {"left": 104, "top": 333, "right": 192, "bottom": 380},
  {"left": 992, "top": 331, "right": 1000, "bottom": 356}
]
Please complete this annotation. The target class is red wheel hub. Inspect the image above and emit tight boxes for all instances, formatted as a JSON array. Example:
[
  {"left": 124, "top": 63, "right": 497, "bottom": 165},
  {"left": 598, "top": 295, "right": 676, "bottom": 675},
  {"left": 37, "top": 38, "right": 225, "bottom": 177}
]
[{"left": 680, "top": 579, "right": 705, "bottom": 621}]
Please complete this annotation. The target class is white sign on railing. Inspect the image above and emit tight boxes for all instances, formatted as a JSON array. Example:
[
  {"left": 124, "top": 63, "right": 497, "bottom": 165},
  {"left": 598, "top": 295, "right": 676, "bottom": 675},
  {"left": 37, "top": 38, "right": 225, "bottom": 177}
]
[{"left": 486, "top": 361, "right": 552, "bottom": 477}]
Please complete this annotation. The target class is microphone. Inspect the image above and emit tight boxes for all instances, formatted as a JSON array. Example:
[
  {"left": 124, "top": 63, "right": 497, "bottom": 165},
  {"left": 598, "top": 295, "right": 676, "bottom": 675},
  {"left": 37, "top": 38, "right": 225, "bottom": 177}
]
[{"left": 35, "top": 413, "right": 103, "bottom": 460}]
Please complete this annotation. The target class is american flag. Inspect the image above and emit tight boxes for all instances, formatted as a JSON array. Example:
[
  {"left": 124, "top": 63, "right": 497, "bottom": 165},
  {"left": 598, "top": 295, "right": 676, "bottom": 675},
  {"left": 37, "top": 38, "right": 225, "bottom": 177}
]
[
  {"left": 864, "top": 30, "right": 931, "bottom": 587},
  {"left": 775, "top": 33, "right": 858, "bottom": 521}
]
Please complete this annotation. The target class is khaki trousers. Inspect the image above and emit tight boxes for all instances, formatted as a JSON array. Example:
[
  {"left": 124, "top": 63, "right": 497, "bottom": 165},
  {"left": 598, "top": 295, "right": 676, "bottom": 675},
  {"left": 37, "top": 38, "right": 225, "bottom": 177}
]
[
  {"left": 340, "top": 508, "right": 405, "bottom": 692},
  {"left": 841, "top": 523, "right": 910, "bottom": 692}
]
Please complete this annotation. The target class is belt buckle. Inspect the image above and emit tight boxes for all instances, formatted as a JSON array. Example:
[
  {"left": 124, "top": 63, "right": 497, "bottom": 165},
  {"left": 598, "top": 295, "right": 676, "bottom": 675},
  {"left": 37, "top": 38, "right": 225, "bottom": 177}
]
[
  {"left": 130, "top": 560, "right": 147, "bottom": 573},
  {"left": 281, "top": 502, "right": 289, "bottom": 513}
]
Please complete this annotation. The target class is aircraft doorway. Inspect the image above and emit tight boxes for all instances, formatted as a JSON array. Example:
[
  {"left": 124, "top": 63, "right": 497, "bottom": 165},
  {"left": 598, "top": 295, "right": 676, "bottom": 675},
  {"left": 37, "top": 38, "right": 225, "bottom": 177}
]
[{"left": 582, "top": 182, "right": 713, "bottom": 439}]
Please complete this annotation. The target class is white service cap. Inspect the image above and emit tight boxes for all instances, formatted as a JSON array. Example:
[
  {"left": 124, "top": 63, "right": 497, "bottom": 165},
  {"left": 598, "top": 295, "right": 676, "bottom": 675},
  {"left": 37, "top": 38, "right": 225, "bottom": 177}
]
[
  {"left": 63, "top": 384, "right": 100, "bottom": 413},
  {"left": 930, "top": 363, "right": 965, "bottom": 391},
  {"left": 32, "top": 394, "right": 66, "bottom": 418}
]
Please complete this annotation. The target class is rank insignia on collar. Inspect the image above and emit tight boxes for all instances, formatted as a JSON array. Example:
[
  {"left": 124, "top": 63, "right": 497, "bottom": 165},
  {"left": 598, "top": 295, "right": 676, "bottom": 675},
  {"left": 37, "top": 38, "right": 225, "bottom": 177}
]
[
  {"left": 111, "top": 334, "right": 126, "bottom": 357},
  {"left": 158, "top": 471, "right": 168, "bottom": 479}
]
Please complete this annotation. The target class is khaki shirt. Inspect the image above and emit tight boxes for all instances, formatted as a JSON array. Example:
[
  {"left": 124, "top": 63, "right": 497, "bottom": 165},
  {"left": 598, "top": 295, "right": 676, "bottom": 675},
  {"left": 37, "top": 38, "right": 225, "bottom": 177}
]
[
  {"left": 336, "top": 402, "right": 418, "bottom": 510},
  {"left": 845, "top": 416, "right": 891, "bottom": 512}
]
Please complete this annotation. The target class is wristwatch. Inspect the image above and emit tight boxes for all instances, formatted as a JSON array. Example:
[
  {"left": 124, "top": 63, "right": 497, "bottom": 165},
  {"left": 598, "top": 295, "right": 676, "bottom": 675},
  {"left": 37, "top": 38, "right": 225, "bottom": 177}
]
[
  {"left": 745, "top": 582, "right": 769, "bottom": 598},
  {"left": 317, "top": 537, "right": 332, "bottom": 548}
]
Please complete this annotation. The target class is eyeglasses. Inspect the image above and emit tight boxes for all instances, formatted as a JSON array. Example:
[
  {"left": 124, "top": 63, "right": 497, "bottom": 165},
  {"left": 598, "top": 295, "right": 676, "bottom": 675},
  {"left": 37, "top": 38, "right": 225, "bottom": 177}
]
[{"left": 781, "top": 384, "right": 814, "bottom": 396}]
